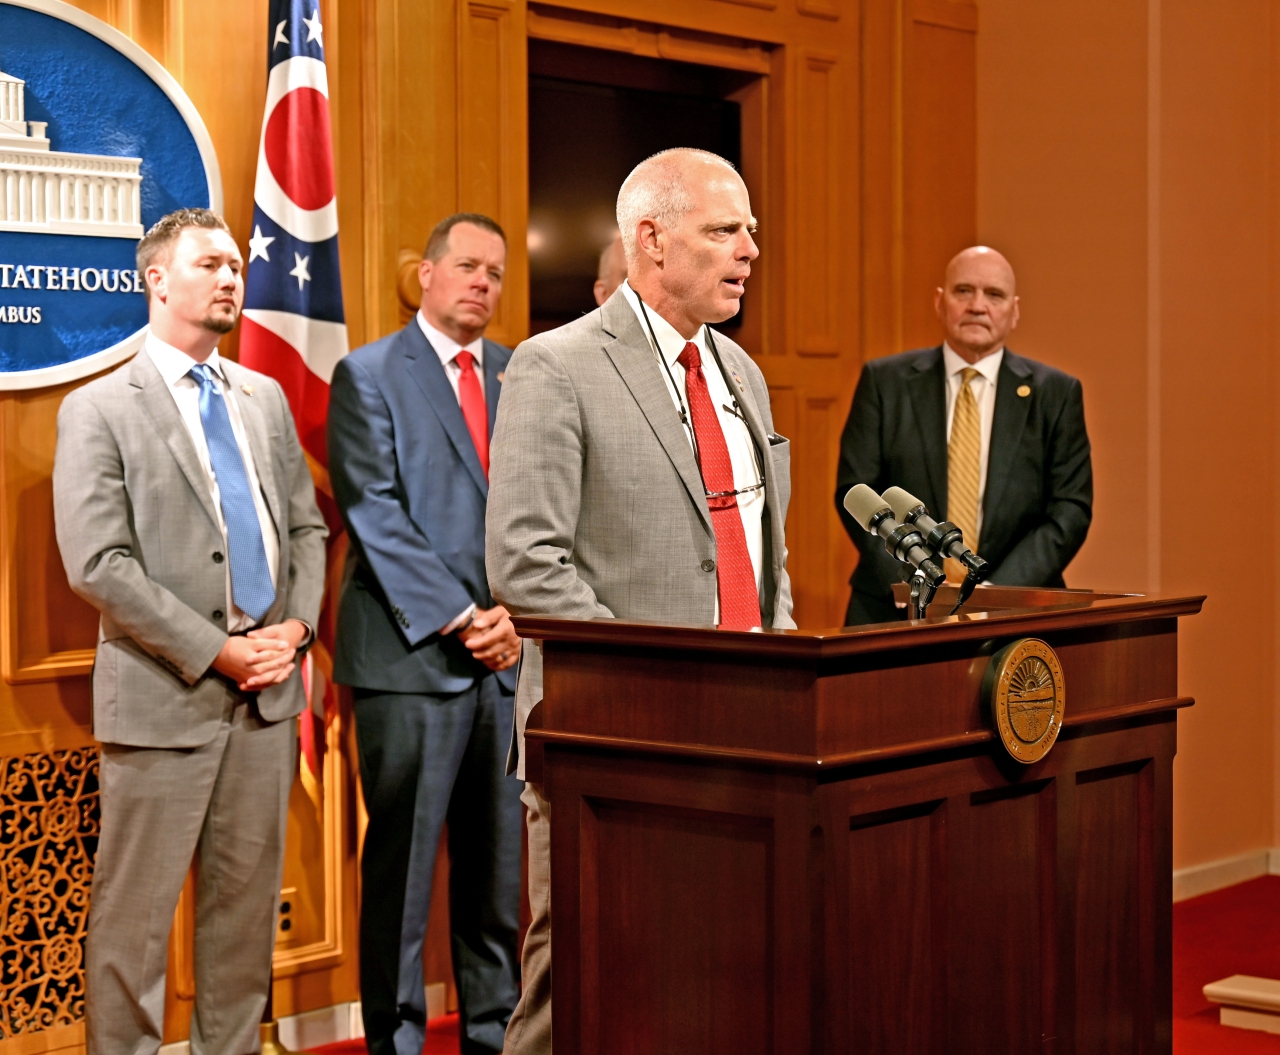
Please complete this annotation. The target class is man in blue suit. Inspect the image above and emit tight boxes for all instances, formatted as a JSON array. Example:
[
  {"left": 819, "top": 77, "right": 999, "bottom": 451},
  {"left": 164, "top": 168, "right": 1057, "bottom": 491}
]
[{"left": 328, "top": 213, "right": 522, "bottom": 1055}]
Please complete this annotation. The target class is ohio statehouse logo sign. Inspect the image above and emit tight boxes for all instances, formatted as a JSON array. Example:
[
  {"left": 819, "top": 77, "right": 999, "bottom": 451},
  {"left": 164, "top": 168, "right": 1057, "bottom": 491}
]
[{"left": 0, "top": 0, "right": 221, "bottom": 389}]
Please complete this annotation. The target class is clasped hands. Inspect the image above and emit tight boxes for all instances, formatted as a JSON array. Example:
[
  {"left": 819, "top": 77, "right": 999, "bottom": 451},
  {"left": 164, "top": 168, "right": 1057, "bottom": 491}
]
[
  {"left": 457, "top": 605, "right": 520, "bottom": 672},
  {"left": 212, "top": 619, "right": 309, "bottom": 691}
]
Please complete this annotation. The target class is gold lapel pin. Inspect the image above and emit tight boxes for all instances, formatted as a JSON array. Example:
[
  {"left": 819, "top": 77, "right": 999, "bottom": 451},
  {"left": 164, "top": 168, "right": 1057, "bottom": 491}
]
[
  {"left": 1017, "top": 384, "right": 1031, "bottom": 398},
  {"left": 241, "top": 383, "right": 255, "bottom": 396}
]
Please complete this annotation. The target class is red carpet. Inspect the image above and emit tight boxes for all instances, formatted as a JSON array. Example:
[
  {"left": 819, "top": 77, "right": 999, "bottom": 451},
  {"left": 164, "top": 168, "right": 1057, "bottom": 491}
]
[
  {"left": 312, "top": 1013, "right": 460, "bottom": 1055},
  {"left": 1176, "top": 876, "right": 1280, "bottom": 1052},
  {"left": 313, "top": 881, "right": 1280, "bottom": 1054}
]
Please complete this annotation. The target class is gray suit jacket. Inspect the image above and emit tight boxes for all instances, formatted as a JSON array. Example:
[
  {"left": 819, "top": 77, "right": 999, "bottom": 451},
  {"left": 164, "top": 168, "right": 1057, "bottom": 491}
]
[
  {"left": 486, "top": 290, "right": 796, "bottom": 777},
  {"left": 53, "top": 349, "right": 328, "bottom": 749}
]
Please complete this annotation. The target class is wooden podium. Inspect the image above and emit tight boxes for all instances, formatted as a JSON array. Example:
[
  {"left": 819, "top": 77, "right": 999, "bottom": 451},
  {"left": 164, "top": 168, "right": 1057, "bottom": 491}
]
[{"left": 516, "top": 586, "right": 1204, "bottom": 1055}]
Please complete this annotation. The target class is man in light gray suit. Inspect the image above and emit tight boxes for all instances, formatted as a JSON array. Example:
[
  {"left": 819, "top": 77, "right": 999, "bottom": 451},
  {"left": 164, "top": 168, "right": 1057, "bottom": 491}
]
[
  {"left": 53, "top": 208, "right": 327, "bottom": 1055},
  {"left": 487, "top": 148, "right": 795, "bottom": 1055}
]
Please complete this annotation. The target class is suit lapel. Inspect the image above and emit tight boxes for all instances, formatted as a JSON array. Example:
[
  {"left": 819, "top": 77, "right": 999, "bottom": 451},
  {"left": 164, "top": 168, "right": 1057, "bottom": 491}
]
[
  {"left": 130, "top": 351, "right": 222, "bottom": 533},
  {"left": 708, "top": 333, "right": 774, "bottom": 497},
  {"left": 401, "top": 323, "right": 488, "bottom": 496},
  {"left": 600, "top": 297, "right": 712, "bottom": 533},
  {"left": 483, "top": 338, "right": 503, "bottom": 435},
  {"left": 222, "top": 362, "right": 283, "bottom": 535},
  {"left": 982, "top": 350, "right": 1033, "bottom": 539},
  {"left": 905, "top": 348, "right": 949, "bottom": 516},
  {"left": 710, "top": 336, "right": 788, "bottom": 610}
]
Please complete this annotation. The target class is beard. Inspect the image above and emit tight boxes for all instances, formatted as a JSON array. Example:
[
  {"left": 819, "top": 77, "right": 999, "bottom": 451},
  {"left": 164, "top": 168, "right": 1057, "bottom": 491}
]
[{"left": 201, "top": 307, "right": 239, "bottom": 334}]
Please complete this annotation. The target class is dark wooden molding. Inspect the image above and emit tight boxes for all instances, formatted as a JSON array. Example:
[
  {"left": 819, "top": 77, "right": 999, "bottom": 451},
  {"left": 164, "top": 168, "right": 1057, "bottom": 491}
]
[
  {"left": 525, "top": 695, "right": 1193, "bottom": 771},
  {"left": 513, "top": 593, "right": 1206, "bottom": 661}
]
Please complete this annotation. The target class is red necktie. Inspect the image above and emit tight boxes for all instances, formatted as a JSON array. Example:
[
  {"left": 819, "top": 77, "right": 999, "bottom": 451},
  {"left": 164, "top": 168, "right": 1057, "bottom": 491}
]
[
  {"left": 454, "top": 350, "right": 489, "bottom": 478},
  {"left": 677, "top": 342, "right": 762, "bottom": 630}
]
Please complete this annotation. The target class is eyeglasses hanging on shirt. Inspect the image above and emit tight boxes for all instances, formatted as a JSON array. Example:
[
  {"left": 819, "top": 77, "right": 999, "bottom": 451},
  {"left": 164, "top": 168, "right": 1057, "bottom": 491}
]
[{"left": 636, "top": 296, "right": 766, "bottom": 501}]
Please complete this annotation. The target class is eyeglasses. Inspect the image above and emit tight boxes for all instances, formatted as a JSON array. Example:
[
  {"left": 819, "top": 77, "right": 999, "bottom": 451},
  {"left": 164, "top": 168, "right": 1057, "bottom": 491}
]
[
  {"left": 635, "top": 294, "right": 766, "bottom": 504},
  {"left": 702, "top": 402, "right": 765, "bottom": 501}
]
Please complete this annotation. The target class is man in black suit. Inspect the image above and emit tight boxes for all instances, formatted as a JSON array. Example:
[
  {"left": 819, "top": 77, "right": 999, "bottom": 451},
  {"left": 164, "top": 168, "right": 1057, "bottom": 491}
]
[{"left": 835, "top": 246, "right": 1092, "bottom": 625}]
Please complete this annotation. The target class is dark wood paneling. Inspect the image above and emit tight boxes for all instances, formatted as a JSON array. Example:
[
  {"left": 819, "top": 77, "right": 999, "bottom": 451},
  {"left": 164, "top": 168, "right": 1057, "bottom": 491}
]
[
  {"left": 532, "top": 603, "right": 1198, "bottom": 768},
  {"left": 585, "top": 800, "right": 773, "bottom": 1054},
  {"left": 949, "top": 781, "right": 1056, "bottom": 1053},
  {"left": 1074, "top": 762, "right": 1148, "bottom": 1053},
  {"left": 847, "top": 801, "right": 945, "bottom": 1054},
  {"left": 536, "top": 598, "right": 1189, "bottom": 1055}
]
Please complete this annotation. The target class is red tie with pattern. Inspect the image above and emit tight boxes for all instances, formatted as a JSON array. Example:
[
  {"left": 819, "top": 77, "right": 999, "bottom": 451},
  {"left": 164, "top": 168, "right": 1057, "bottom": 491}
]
[
  {"left": 677, "top": 342, "right": 762, "bottom": 630},
  {"left": 454, "top": 350, "right": 489, "bottom": 478}
]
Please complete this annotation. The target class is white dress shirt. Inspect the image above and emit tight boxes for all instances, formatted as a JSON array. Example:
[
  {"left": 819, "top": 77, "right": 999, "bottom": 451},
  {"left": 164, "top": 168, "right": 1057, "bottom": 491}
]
[
  {"left": 418, "top": 310, "right": 485, "bottom": 401},
  {"left": 619, "top": 281, "right": 764, "bottom": 621},
  {"left": 416, "top": 310, "right": 485, "bottom": 634},
  {"left": 943, "top": 342, "right": 1003, "bottom": 538},
  {"left": 146, "top": 333, "right": 280, "bottom": 632}
]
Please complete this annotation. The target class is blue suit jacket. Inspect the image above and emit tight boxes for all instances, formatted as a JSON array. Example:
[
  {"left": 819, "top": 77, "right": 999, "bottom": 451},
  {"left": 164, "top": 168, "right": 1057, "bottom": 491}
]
[{"left": 328, "top": 320, "right": 516, "bottom": 694}]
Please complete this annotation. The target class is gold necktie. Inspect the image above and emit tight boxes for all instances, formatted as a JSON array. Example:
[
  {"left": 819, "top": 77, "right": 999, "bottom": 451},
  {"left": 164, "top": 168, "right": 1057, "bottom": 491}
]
[{"left": 946, "top": 367, "right": 982, "bottom": 582}]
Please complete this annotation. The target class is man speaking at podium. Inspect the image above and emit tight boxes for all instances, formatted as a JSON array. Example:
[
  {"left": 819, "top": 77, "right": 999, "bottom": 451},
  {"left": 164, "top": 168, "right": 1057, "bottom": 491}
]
[
  {"left": 835, "top": 246, "right": 1093, "bottom": 625},
  {"left": 487, "top": 147, "right": 795, "bottom": 1054}
]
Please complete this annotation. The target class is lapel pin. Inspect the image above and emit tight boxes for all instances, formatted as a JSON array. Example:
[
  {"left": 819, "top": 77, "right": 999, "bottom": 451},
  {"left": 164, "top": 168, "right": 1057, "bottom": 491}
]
[
  {"left": 496, "top": 371, "right": 505, "bottom": 383},
  {"left": 730, "top": 369, "right": 746, "bottom": 393},
  {"left": 240, "top": 383, "right": 255, "bottom": 396},
  {"left": 1017, "top": 384, "right": 1031, "bottom": 398}
]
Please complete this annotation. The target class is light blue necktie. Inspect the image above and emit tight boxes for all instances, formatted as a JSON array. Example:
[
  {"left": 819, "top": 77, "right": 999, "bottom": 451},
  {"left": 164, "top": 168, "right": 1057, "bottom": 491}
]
[{"left": 189, "top": 364, "right": 275, "bottom": 622}]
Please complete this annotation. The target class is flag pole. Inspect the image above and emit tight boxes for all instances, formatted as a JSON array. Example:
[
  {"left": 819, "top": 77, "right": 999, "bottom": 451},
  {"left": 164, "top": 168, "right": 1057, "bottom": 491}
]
[
  {"left": 242, "top": 5, "right": 347, "bottom": 1053},
  {"left": 260, "top": 958, "right": 306, "bottom": 1055}
]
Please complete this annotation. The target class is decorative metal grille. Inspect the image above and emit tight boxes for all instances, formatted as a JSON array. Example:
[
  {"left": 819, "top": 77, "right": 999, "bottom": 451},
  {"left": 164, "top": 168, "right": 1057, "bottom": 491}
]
[{"left": 0, "top": 747, "right": 99, "bottom": 1039}]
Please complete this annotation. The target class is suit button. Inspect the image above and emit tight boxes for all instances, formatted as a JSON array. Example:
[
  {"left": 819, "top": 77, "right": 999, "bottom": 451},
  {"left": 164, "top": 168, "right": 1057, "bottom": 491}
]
[
  {"left": 212, "top": 552, "right": 224, "bottom": 564},
  {"left": 701, "top": 559, "right": 716, "bottom": 573},
  {"left": 213, "top": 609, "right": 224, "bottom": 621}
]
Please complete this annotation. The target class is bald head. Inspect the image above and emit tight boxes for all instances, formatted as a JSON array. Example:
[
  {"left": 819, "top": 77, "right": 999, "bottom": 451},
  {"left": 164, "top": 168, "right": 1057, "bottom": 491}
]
[
  {"left": 935, "top": 245, "right": 1020, "bottom": 362},
  {"left": 616, "top": 147, "right": 759, "bottom": 338}
]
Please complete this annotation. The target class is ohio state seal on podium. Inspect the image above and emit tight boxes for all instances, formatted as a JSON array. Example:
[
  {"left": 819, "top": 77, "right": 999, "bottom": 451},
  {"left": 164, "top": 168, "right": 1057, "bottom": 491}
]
[{"left": 984, "top": 637, "right": 1065, "bottom": 763}]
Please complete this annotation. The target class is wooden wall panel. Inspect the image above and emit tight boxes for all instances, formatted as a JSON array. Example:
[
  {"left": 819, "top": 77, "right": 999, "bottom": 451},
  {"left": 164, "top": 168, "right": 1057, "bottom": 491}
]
[
  {"left": 457, "top": 0, "right": 529, "bottom": 347},
  {"left": 727, "top": 73, "right": 771, "bottom": 357},
  {"left": 798, "top": 0, "right": 841, "bottom": 22},
  {"left": 790, "top": 396, "right": 840, "bottom": 627},
  {"left": 0, "top": 386, "right": 98, "bottom": 685},
  {"left": 792, "top": 51, "right": 839, "bottom": 355},
  {"left": 862, "top": 0, "right": 977, "bottom": 357},
  {"left": 901, "top": 0, "right": 977, "bottom": 349}
]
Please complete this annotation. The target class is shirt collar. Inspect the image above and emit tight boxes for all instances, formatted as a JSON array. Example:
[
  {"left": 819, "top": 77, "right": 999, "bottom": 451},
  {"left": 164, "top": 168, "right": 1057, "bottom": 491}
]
[
  {"left": 417, "top": 310, "right": 484, "bottom": 368},
  {"left": 943, "top": 341, "right": 1004, "bottom": 383},
  {"left": 619, "top": 280, "right": 708, "bottom": 369},
  {"left": 145, "top": 330, "right": 226, "bottom": 387}
]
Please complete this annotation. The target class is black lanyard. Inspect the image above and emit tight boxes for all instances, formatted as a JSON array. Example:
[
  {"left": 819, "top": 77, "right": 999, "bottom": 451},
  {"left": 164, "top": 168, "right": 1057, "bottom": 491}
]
[{"left": 634, "top": 294, "right": 766, "bottom": 498}]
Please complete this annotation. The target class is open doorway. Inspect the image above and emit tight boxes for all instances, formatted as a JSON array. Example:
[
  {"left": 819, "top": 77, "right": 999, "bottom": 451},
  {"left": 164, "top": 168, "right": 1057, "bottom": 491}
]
[{"left": 527, "top": 40, "right": 757, "bottom": 335}]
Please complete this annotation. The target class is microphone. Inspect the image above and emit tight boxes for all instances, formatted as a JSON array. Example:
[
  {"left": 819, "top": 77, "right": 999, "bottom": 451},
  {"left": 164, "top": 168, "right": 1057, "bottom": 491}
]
[
  {"left": 881, "top": 486, "right": 989, "bottom": 582},
  {"left": 842, "top": 484, "right": 945, "bottom": 587}
]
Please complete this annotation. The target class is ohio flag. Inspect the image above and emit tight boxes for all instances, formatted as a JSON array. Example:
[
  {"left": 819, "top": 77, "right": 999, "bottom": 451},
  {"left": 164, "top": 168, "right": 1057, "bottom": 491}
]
[{"left": 241, "top": 0, "right": 348, "bottom": 807}]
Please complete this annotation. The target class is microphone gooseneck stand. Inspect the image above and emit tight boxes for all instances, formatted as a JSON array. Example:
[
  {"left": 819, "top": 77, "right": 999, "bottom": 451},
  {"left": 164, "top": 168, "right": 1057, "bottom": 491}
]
[{"left": 906, "top": 564, "right": 939, "bottom": 620}]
